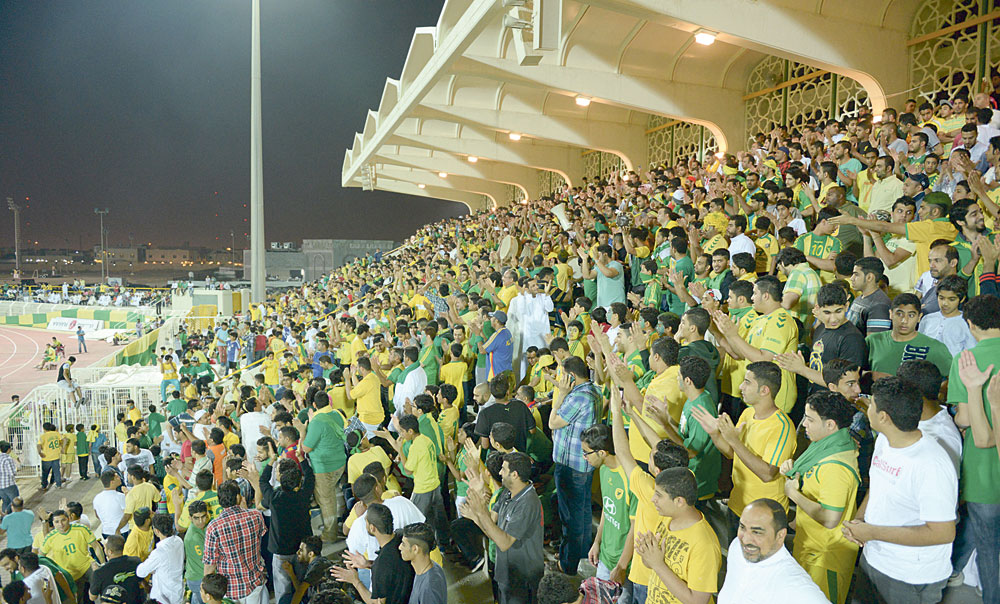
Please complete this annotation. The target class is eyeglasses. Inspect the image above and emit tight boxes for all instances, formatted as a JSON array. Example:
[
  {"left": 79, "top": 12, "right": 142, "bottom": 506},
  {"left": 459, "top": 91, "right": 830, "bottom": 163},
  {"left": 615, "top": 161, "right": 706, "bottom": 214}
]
[{"left": 582, "top": 449, "right": 599, "bottom": 457}]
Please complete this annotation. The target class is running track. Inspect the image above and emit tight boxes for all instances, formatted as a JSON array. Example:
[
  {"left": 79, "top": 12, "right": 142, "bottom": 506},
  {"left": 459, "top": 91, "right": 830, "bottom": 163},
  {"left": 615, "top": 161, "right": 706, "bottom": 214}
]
[{"left": 0, "top": 326, "right": 117, "bottom": 401}]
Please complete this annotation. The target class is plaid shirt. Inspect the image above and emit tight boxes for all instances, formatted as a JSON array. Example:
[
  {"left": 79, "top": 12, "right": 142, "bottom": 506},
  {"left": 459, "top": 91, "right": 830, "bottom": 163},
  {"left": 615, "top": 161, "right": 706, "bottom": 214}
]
[
  {"left": 784, "top": 264, "right": 822, "bottom": 324},
  {"left": 0, "top": 453, "right": 14, "bottom": 488},
  {"left": 202, "top": 506, "right": 267, "bottom": 597},
  {"left": 552, "top": 381, "right": 601, "bottom": 472}
]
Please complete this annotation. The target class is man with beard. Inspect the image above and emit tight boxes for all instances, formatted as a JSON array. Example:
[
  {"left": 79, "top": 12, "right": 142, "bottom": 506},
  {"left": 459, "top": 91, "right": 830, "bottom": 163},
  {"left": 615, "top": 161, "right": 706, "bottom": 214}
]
[
  {"left": 950, "top": 198, "right": 994, "bottom": 297},
  {"left": 921, "top": 240, "right": 960, "bottom": 315},
  {"left": 717, "top": 499, "right": 828, "bottom": 603}
]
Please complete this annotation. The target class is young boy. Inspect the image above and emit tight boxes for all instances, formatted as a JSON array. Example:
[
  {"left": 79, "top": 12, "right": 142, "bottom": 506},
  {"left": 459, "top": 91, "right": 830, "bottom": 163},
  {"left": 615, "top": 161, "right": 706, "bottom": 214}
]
[
  {"left": 122, "top": 507, "right": 153, "bottom": 562},
  {"left": 866, "top": 293, "right": 952, "bottom": 378},
  {"left": 581, "top": 424, "right": 634, "bottom": 584},
  {"left": 918, "top": 273, "right": 977, "bottom": 355},
  {"left": 75, "top": 425, "right": 89, "bottom": 481},
  {"left": 774, "top": 283, "right": 867, "bottom": 395},
  {"left": 439, "top": 344, "right": 467, "bottom": 410},
  {"left": 199, "top": 573, "right": 234, "bottom": 604},
  {"left": 184, "top": 501, "right": 210, "bottom": 604}
]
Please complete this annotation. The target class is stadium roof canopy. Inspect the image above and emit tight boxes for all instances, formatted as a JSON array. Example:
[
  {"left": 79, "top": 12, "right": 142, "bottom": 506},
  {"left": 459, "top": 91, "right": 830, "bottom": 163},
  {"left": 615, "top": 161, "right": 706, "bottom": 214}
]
[{"left": 343, "top": 0, "right": 921, "bottom": 210}]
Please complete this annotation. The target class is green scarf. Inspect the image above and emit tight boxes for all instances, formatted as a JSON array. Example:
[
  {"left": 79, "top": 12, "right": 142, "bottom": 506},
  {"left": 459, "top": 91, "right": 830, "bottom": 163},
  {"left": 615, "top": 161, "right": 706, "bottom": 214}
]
[
  {"left": 785, "top": 428, "right": 857, "bottom": 480},
  {"left": 397, "top": 361, "right": 421, "bottom": 384}
]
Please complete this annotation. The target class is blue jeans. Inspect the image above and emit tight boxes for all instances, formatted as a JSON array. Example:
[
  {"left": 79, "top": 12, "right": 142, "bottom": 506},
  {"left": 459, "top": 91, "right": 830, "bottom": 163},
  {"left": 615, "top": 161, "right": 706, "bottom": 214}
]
[
  {"left": 187, "top": 580, "right": 203, "bottom": 604},
  {"left": 160, "top": 379, "right": 180, "bottom": 402},
  {"left": 554, "top": 462, "right": 593, "bottom": 575},
  {"left": 41, "top": 460, "right": 62, "bottom": 488},
  {"left": 969, "top": 502, "right": 1000, "bottom": 604},
  {"left": 0, "top": 485, "right": 18, "bottom": 514},
  {"left": 632, "top": 583, "right": 647, "bottom": 604}
]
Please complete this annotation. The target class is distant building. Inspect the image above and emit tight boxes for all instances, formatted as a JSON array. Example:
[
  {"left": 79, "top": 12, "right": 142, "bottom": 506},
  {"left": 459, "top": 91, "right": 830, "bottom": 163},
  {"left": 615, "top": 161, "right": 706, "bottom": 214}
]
[
  {"left": 146, "top": 248, "right": 195, "bottom": 264},
  {"left": 243, "top": 239, "right": 395, "bottom": 281}
]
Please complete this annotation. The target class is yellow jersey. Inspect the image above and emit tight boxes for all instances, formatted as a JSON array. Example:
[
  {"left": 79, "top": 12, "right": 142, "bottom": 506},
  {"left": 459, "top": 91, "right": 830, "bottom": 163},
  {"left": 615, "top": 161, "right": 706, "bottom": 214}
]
[
  {"left": 352, "top": 372, "right": 384, "bottom": 426},
  {"left": 729, "top": 407, "right": 796, "bottom": 515},
  {"left": 792, "top": 448, "right": 860, "bottom": 570},
  {"left": 627, "top": 467, "right": 660, "bottom": 587},
  {"left": 746, "top": 309, "right": 799, "bottom": 413},
  {"left": 39, "top": 431, "right": 62, "bottom": 461},
  {"left": 629, "top": 366, "right": 684, "bottom": 465},
  {"left": 41, "top": 525, "right": 98, "bottom": 580},
  {"left": 405, "top": 434, "right": 440, "bottom": 494},
  {"left": 647, "top": 515, "right": 721, "bottom": 604},
  {"left": 439, "top": 361, "right": 467, "bottom": 407},
  {"left": 123, "top": 526, "right": 153, "bottom": 561}
]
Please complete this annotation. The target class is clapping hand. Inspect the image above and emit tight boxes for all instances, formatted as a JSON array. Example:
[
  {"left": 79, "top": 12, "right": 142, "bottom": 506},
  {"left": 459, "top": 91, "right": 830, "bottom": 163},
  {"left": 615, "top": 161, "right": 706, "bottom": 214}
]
[{"left": 957, "top": 350, "right": 994, "bottom": 390}]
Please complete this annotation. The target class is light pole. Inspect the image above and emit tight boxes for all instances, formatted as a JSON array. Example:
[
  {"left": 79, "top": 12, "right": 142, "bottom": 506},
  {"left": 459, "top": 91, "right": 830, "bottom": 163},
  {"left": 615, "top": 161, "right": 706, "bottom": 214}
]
[
  {"left": 249, "top": 0, "right": 266, "bottom": 302},
  {"left": 6, "top": 198, "right": 21, "bottom": 278},
  {"left": 230, "top": 230, "right": 236, "bottom": 265},
  {"left": 95, "top": 208, "right": 109, "bottom": 283}
]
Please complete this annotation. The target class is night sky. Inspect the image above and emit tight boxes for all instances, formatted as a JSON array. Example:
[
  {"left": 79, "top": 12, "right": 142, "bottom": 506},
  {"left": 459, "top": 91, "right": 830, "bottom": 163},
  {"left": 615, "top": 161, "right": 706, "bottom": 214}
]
[{"left": 0, "top": 0, "right": 466, "bottom": 250}]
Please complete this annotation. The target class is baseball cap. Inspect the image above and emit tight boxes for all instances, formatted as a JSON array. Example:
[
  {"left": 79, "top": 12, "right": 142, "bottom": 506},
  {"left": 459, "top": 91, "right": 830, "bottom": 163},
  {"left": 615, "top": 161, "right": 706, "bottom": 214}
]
[
  {"left": 763, "top": 159, "right": 779, "bottom": 171},
  {"left": 490, "top": 311, "right": 508, "bottom": 324},
  {"left": 905, "top": 172, "right": 930, "bottom": 189},
  {"left": 939, "top": 99, "right": 953, "bottom": 107},
  {"left": 101, "top": 585, "right": 128, "bottom": 604}
]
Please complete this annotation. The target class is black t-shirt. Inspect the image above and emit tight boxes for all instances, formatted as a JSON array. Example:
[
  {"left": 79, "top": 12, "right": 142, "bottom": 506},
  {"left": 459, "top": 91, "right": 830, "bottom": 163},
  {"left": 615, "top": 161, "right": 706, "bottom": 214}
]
[
  {"left": 370, "top": 533, "right": 415, "bottom": 604},
  {"left": 474, "top": 399, "right": 535, "bottom": 452},
  {"left": 810, "top": 322, "right": 868, "bottom": 380},
  {"left": 90, "top": 556, "right": 143, "bottom": 604}
]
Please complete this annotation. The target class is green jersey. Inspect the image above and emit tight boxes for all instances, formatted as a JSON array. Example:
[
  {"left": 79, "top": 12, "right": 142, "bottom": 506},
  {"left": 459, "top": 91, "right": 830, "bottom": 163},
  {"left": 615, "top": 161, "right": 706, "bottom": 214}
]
[
  {"left": 147, "top": 412, "right": 167, "bottom": 439},
  {"left": 184, "top": 523, "right": 206, "bottom": 581},
  {"left": 75, "top": 432, "right": 88, "bottom": 456},
  {"left": 679, "top": 391, "right": 722, "bottom": 499},
  {"left": 598, "top": 464, "right": 636, "bottom": 571},
  {"left": 946, "top": 336, "right": 1000, "bottom": 503},
  {"left": 866, "top": 331, "right": 953, "bottom": 377}
]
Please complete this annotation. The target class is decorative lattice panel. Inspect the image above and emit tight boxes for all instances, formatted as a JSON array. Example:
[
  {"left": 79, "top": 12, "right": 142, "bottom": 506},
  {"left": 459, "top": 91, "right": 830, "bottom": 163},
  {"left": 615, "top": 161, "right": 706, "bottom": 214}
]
[
  {"left": 909, "top": 0, "right": 982, "bottom": 103},
  {"left": 745, "top": 55, "right": 786, "bottom": 142},
  {"left": 536, "top": 169, "right": 567, "bottom": 197},
  {"left": 703, "top": 130, "right": 718, "bottom": 160},
  {"left": 584, "top": 152, "right": 602, "bottom": 180},
  {"left": 647, "top": 115, "right": 673, "bottom": 167},
  {"left": 986, "top": 0, "right": 1000, "bottom": 85},
  {"left": 786, "top": 66, "right": 833, "bottom": 131},
  {"left": 673, "top": 122, "right": 702, "bottom": 165},
  {"left": 503, "top": 184, "right": 525, "bottom": 206},
  {"left": 836, "top": 76, "right": 868, "bottom": 119}
]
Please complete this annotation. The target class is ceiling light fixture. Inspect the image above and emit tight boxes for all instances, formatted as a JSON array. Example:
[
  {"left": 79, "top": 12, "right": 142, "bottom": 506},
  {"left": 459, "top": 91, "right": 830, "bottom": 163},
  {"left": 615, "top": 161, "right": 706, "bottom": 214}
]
[
  {"left": 467, "top": 156, "right": 478, "bottom": 163},
  {"left": 438, "top": 172, "right": 448, "bottom": 178},
  {"left": 575, "top": 96, "right": 591, "bottom": 107},
  {"left": 509, "top": 132, "right": 522, "bottom": 141},
  {"left": 418, "top": 184, "right": 426, "bottom": 189},
  {"left": 694, "top": 29, "right": 717, "bottom": 46}
]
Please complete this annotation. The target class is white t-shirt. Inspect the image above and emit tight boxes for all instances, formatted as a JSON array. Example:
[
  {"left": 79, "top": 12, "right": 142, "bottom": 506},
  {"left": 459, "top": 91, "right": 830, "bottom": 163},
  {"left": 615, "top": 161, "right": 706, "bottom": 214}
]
[
  {"left": 728, "top": 233, "right": 756, "bottom": 259},
  {"left": 136, "top": 535, "right": 185, "bottom": 604},
  {"left": 863, "top": 433, "right": 958, "bottom": 583},
  {"left": 346, "top": 495, "right": 427, "bottom": 560},
  {"left": 24, "top": 566, "right": 62, "bottom": 604},
  {"left": 119, "top": 449, "right": 155, "bottom": 473},
  {"left": 717, "top": 539, "right": 828, "bottom": 604},
  {"left": 788, "top": 218, "right": 807, "bottom": 236},
  {"left": 93, "top": 490, "right": 128, "bottom": 536},
  {"left": 240, "top": 411, "right": 272, "bottom": 461},
  {"left": 918, "top": 409, "right": 963, "bottom": 475}
]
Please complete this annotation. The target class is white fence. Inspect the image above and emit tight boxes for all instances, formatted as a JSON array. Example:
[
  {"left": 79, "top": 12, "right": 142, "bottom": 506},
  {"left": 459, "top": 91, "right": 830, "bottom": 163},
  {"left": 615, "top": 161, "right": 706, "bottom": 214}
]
[{"left": 0, "top": 380, "right": 162, "bottom": 478}]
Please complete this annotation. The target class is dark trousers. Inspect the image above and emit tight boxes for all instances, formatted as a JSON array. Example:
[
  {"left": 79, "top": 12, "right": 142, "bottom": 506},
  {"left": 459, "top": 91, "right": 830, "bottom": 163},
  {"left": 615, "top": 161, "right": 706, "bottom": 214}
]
[
  {"left": 554, "top": 463, "right": 593, "bottom": 575},
  {"left": 450, "top": 517, "right": 484, "bottom": 565},
  {"left": 78, "top": 455, "right": 89, "bottom": 478},
  {"left": 41, "top": 460, "right": 62, "bottom": 488},
  {"left": 0, "top": 485, "right": 19, "bottom": 514},
  {"left": 411, "top": 489, "right": 451, "bottom": 548},
  {"left": 499, "top": 578, "right": 539, "bottom": 604}
]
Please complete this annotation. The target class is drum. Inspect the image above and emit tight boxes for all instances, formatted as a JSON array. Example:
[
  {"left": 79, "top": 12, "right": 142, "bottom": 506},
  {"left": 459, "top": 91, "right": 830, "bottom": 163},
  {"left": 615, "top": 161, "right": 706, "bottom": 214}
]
[{"left": 498, "top": 235, "right": 521, "bottom": 263}]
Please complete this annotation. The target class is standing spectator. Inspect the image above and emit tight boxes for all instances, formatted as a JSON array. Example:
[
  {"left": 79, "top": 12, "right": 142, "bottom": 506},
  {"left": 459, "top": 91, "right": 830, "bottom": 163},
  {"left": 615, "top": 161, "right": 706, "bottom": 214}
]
[
  {"left": 136, "top": 514, "right": 184, "bottom": 604},
  {"left": 73, "top": 426, "right": 89, "bottom": 481},
  {"left": 184, "top": 501, "right": 210, "bottom": 604},
  {"left": 0, "top": 498, "right": 33, "bottom": 554},
  {"left": 844, "top": 377, "right": 957, "bottom": 604},
  {"left": 93, "top": 470, "right": 128, "bottom": 539},
  {"left": 580, "top": 424, "right": 633, "bottom": 584},
  {"left": 462, "top": 452, "right": 544, "bottom": 604},
  {"left": 247, "top": 456, "right": 316, "bottom": 603},
  {"left": 692, "top": 361, "right": 795, "bottom": 534},
  {"left": 300, "top": 393, "right": 346, "bottom": 543},
  {"left": 331, "top": 503, "right": 415, "bottom": 604},
  {"left": 40, "top": 511, "right": 105, "bottom": 593},
  {"left": 473, "top": 312, "right": 514, "bottom": 381},
  {"left": 474, "top": 375, "right": 535, "bottom": 453},
  {"left": 717, "top": 499, "right": 828, "bottom": 603},
  {"left": 847, "top": 257, "right": 892, "bottom": 336},
  {"left": 0, "top": 441, "right": 19, "bottom": 513},
  {"left": 399, "top": 523, "right": 447, "bottom": 604},
  {"left": 89, "top": 535, "right": 142, "bottom": 604},
  {"left": 949, "top": 294, "right": 1000, "bottom": 604},
  {"left": 202, "top": 480, "right": 268, "bottom": 604},
  {"left": 38, "top": 424, "right": 63, "bottom": 491},
  {"left": 76, "top": 326, "right": 87, "bottom": 354},
  {"left": 549, "top": 356, "right": 601, "bottom": 576},
  {"left": 17, "top": 553, "right": 62, "bottom": 604}
]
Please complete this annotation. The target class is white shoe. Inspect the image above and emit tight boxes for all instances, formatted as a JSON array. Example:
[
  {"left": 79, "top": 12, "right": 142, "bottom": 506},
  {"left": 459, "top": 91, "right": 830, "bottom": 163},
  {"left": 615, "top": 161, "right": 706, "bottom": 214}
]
[{"left": 947, "top": 571, "right": 964, "bottom": 587}]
